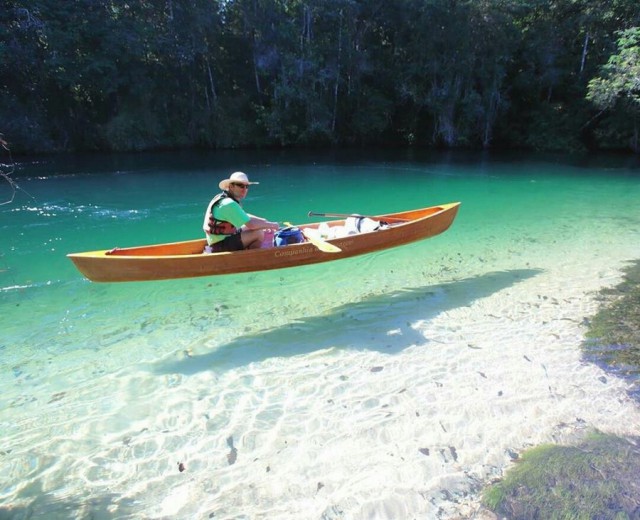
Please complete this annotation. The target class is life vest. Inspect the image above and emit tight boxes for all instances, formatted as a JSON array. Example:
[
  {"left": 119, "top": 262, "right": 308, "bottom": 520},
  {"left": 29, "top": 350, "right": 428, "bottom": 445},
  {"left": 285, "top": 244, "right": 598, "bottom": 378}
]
[{"left": 205, "top": 192, "right": 239, "bottom": 236}]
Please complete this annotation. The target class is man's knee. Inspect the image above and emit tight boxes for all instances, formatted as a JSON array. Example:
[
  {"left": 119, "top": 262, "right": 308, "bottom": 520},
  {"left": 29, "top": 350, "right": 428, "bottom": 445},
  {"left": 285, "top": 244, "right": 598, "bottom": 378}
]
[{"left": 242, "top": 229, "right": 265, "bottom": 248}]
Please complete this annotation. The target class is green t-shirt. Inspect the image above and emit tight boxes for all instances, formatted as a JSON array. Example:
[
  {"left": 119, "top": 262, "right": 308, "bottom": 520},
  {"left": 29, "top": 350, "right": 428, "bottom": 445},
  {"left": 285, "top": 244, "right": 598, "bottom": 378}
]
[{"left": 205, "top": 196, "right": 250, "bottom": 245}]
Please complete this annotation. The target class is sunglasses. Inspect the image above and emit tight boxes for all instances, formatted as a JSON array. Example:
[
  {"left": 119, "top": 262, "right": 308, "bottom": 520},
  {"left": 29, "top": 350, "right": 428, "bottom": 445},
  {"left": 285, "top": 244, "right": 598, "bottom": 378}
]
[{"left": 231, "top": 182, "right": 249, "bottom": 189}]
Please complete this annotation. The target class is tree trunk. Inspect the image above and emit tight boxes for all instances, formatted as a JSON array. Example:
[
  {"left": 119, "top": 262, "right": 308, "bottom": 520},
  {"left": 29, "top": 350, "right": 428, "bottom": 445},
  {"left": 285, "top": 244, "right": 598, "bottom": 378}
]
[
  {"left": 482, "top": 85, "right": 502, "bottom": 149},
  {"left": 205, "top": 57, "right": 217, "bottom": 110},
  {"left": 580, "top": 32, "right": 589, "bottom": 75},
  {"left": 332, "top": 11, "right": 343, "bottom": 133},
  {"left": 167, "top": 0, "right": 174, "bottom": 21},
  {"left": 252, "top": 31, "right": 262, "bottom": 96}
]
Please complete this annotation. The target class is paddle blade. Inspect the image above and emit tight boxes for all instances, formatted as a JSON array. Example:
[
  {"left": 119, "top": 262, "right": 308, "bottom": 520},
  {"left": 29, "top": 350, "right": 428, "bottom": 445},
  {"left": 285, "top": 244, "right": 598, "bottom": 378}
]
[{"left": 302, "top": 229, "right": 341, "bottom": 253}]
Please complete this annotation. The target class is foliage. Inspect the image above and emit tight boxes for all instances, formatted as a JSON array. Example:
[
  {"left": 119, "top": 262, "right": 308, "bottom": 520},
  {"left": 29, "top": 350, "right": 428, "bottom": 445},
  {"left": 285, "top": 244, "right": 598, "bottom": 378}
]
[
  {"left": 483, "top": 432, "right": 640, "bottom": 519},
  {"left": 1, "top": 0, "right": 640, "bottom": 153},
  {"left": 586, "top": 28, "right": 640, "bottom": 151},
  {"left": 587, "top": 28, "right": 640, "bottom": 110}
]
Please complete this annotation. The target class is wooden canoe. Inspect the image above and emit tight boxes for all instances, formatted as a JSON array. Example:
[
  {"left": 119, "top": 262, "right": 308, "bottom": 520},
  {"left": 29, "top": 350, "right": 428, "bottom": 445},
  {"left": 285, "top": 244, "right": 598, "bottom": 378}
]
[{"left": 67, "top": 202, "right": 460, "bottom": 282}]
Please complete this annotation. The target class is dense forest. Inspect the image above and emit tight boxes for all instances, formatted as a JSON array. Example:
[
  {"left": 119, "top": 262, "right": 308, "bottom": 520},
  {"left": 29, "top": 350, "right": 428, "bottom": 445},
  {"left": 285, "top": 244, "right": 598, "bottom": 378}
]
[{"left": 1, "top": 0, "right": 640, "bottom": 154}]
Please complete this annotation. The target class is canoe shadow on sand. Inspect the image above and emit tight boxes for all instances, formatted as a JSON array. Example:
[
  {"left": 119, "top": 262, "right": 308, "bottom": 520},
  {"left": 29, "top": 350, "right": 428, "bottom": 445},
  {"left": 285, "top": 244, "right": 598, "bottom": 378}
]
[{"left": 155, "top": 268, "right": 542, "bottom": 376}]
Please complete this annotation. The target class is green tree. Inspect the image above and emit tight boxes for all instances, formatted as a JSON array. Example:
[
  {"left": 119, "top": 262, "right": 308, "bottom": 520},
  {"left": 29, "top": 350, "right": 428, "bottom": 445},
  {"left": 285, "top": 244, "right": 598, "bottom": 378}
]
[
  {"left": 587, "top": 27, "right": 640, "bottom": 151},
  {"left": 0, "top": 2, "right": 53, "bottom": 151},
  {"left": 2, "top": 0, "right": 640, "bottom": 153}
]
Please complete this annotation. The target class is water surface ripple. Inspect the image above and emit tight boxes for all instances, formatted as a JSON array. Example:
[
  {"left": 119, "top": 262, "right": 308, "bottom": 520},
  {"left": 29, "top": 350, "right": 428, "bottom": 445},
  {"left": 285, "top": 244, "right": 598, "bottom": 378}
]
[{"left": 1, "top": 150, "right": 639, "bottom": 519}]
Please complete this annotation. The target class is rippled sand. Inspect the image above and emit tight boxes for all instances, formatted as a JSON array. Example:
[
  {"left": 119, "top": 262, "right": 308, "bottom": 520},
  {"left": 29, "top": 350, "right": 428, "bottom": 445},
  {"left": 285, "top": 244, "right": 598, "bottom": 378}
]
[
  {"left": 4, "top": 231, "right": 640, "bottom": 519},
  {"left": 2, "top": 156, "right": 640, "bottom": 519}
]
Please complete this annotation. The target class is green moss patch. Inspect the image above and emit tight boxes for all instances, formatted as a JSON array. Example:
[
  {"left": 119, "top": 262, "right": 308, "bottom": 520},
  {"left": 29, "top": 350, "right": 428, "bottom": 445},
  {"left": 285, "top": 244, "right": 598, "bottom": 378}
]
[
  {"left": 482, "top": 432, "right": 640, "bottom": 519},
  {"left": 583, "top": 259, "right": 640, "bottom": 397}
]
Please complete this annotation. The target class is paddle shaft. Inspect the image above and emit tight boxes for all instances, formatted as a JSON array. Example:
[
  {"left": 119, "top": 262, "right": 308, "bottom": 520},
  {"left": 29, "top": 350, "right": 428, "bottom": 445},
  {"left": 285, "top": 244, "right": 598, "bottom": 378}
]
[
  {"left": 308, "top": 211, "right": 407, "bottom": 223},
  {"left": 308, "top": 211, "right": 371, "bottom": 219}
]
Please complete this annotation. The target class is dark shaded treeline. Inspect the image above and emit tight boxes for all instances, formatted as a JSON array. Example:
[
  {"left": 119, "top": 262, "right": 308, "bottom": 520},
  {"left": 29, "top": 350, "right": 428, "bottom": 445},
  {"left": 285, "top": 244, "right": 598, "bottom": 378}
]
[{"left": 1, "top": 0, "right": 639, "bottom": 154}]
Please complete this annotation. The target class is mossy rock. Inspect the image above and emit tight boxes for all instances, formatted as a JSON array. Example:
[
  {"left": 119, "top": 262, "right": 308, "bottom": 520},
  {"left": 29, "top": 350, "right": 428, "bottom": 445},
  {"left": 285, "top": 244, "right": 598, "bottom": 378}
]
[{"left": 482, "top": 432, "right": 640, "bottom": 519}]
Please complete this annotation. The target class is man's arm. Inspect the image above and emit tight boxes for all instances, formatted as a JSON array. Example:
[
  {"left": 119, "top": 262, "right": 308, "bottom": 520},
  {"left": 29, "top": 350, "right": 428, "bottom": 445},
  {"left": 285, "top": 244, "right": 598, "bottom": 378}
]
[{"left": 244, "top": 214, "right": 279, "bottom": 230}]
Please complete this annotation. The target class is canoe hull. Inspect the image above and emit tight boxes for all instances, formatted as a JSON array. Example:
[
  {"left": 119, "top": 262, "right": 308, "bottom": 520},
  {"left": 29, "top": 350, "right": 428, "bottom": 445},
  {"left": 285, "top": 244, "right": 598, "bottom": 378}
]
[{"left": 68, "top": 202, "right": 460, "bottom": 282}]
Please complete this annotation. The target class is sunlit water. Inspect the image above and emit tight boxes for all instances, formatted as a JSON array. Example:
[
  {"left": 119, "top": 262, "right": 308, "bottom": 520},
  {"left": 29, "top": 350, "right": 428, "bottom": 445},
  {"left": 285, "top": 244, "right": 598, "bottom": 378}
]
[{"left": 1, "top": 150, "right": 640, "bottom": 519}]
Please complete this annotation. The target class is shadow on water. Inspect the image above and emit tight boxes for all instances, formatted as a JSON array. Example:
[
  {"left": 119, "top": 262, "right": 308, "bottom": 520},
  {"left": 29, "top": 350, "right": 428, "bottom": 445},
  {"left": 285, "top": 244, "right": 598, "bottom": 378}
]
[{"left": 155, "top": 268, "right": 542, "bottom": 376}]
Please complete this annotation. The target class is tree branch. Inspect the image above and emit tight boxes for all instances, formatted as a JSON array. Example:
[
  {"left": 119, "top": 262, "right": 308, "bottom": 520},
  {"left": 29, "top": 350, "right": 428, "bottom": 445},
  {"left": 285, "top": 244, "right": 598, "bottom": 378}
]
[{"left": 1, "top": 135, "right": 32, "bottom": 206}]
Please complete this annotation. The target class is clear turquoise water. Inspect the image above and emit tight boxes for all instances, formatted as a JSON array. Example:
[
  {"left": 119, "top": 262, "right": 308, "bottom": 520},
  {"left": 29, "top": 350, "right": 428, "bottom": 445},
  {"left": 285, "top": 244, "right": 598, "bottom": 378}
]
[{"left": 1, "top": 150, "right": 640, "bottom": 518}]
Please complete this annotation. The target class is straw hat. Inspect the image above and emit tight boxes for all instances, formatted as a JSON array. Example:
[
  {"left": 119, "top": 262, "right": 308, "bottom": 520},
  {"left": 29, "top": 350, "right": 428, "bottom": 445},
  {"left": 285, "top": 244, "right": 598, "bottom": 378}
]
[{"left": 219, "top": 171, "right": 259, "bottom": 191}]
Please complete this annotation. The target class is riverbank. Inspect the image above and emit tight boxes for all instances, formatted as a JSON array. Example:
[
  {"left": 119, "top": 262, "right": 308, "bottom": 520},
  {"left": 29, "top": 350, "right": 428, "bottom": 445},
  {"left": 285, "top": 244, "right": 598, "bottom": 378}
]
[{"left": 480, "top": 259, "right": 640, "bottom": 519}]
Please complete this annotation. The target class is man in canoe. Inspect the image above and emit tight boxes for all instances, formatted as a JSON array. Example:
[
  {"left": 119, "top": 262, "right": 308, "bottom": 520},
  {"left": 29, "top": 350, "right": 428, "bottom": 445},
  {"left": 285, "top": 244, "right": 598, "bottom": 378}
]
[{"left": 203, "top": 171, "right": 279, "bottom": 252}]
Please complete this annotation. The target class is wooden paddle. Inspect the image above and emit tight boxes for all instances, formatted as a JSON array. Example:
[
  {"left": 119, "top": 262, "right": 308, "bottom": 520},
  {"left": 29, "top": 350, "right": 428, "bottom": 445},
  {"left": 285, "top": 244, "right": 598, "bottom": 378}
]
[
  {"left": 302, "top": 229, "right": 342, "bottom": 253},
  {"left": 283, "top": 223, "right": 342, "bottom": 253}
]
